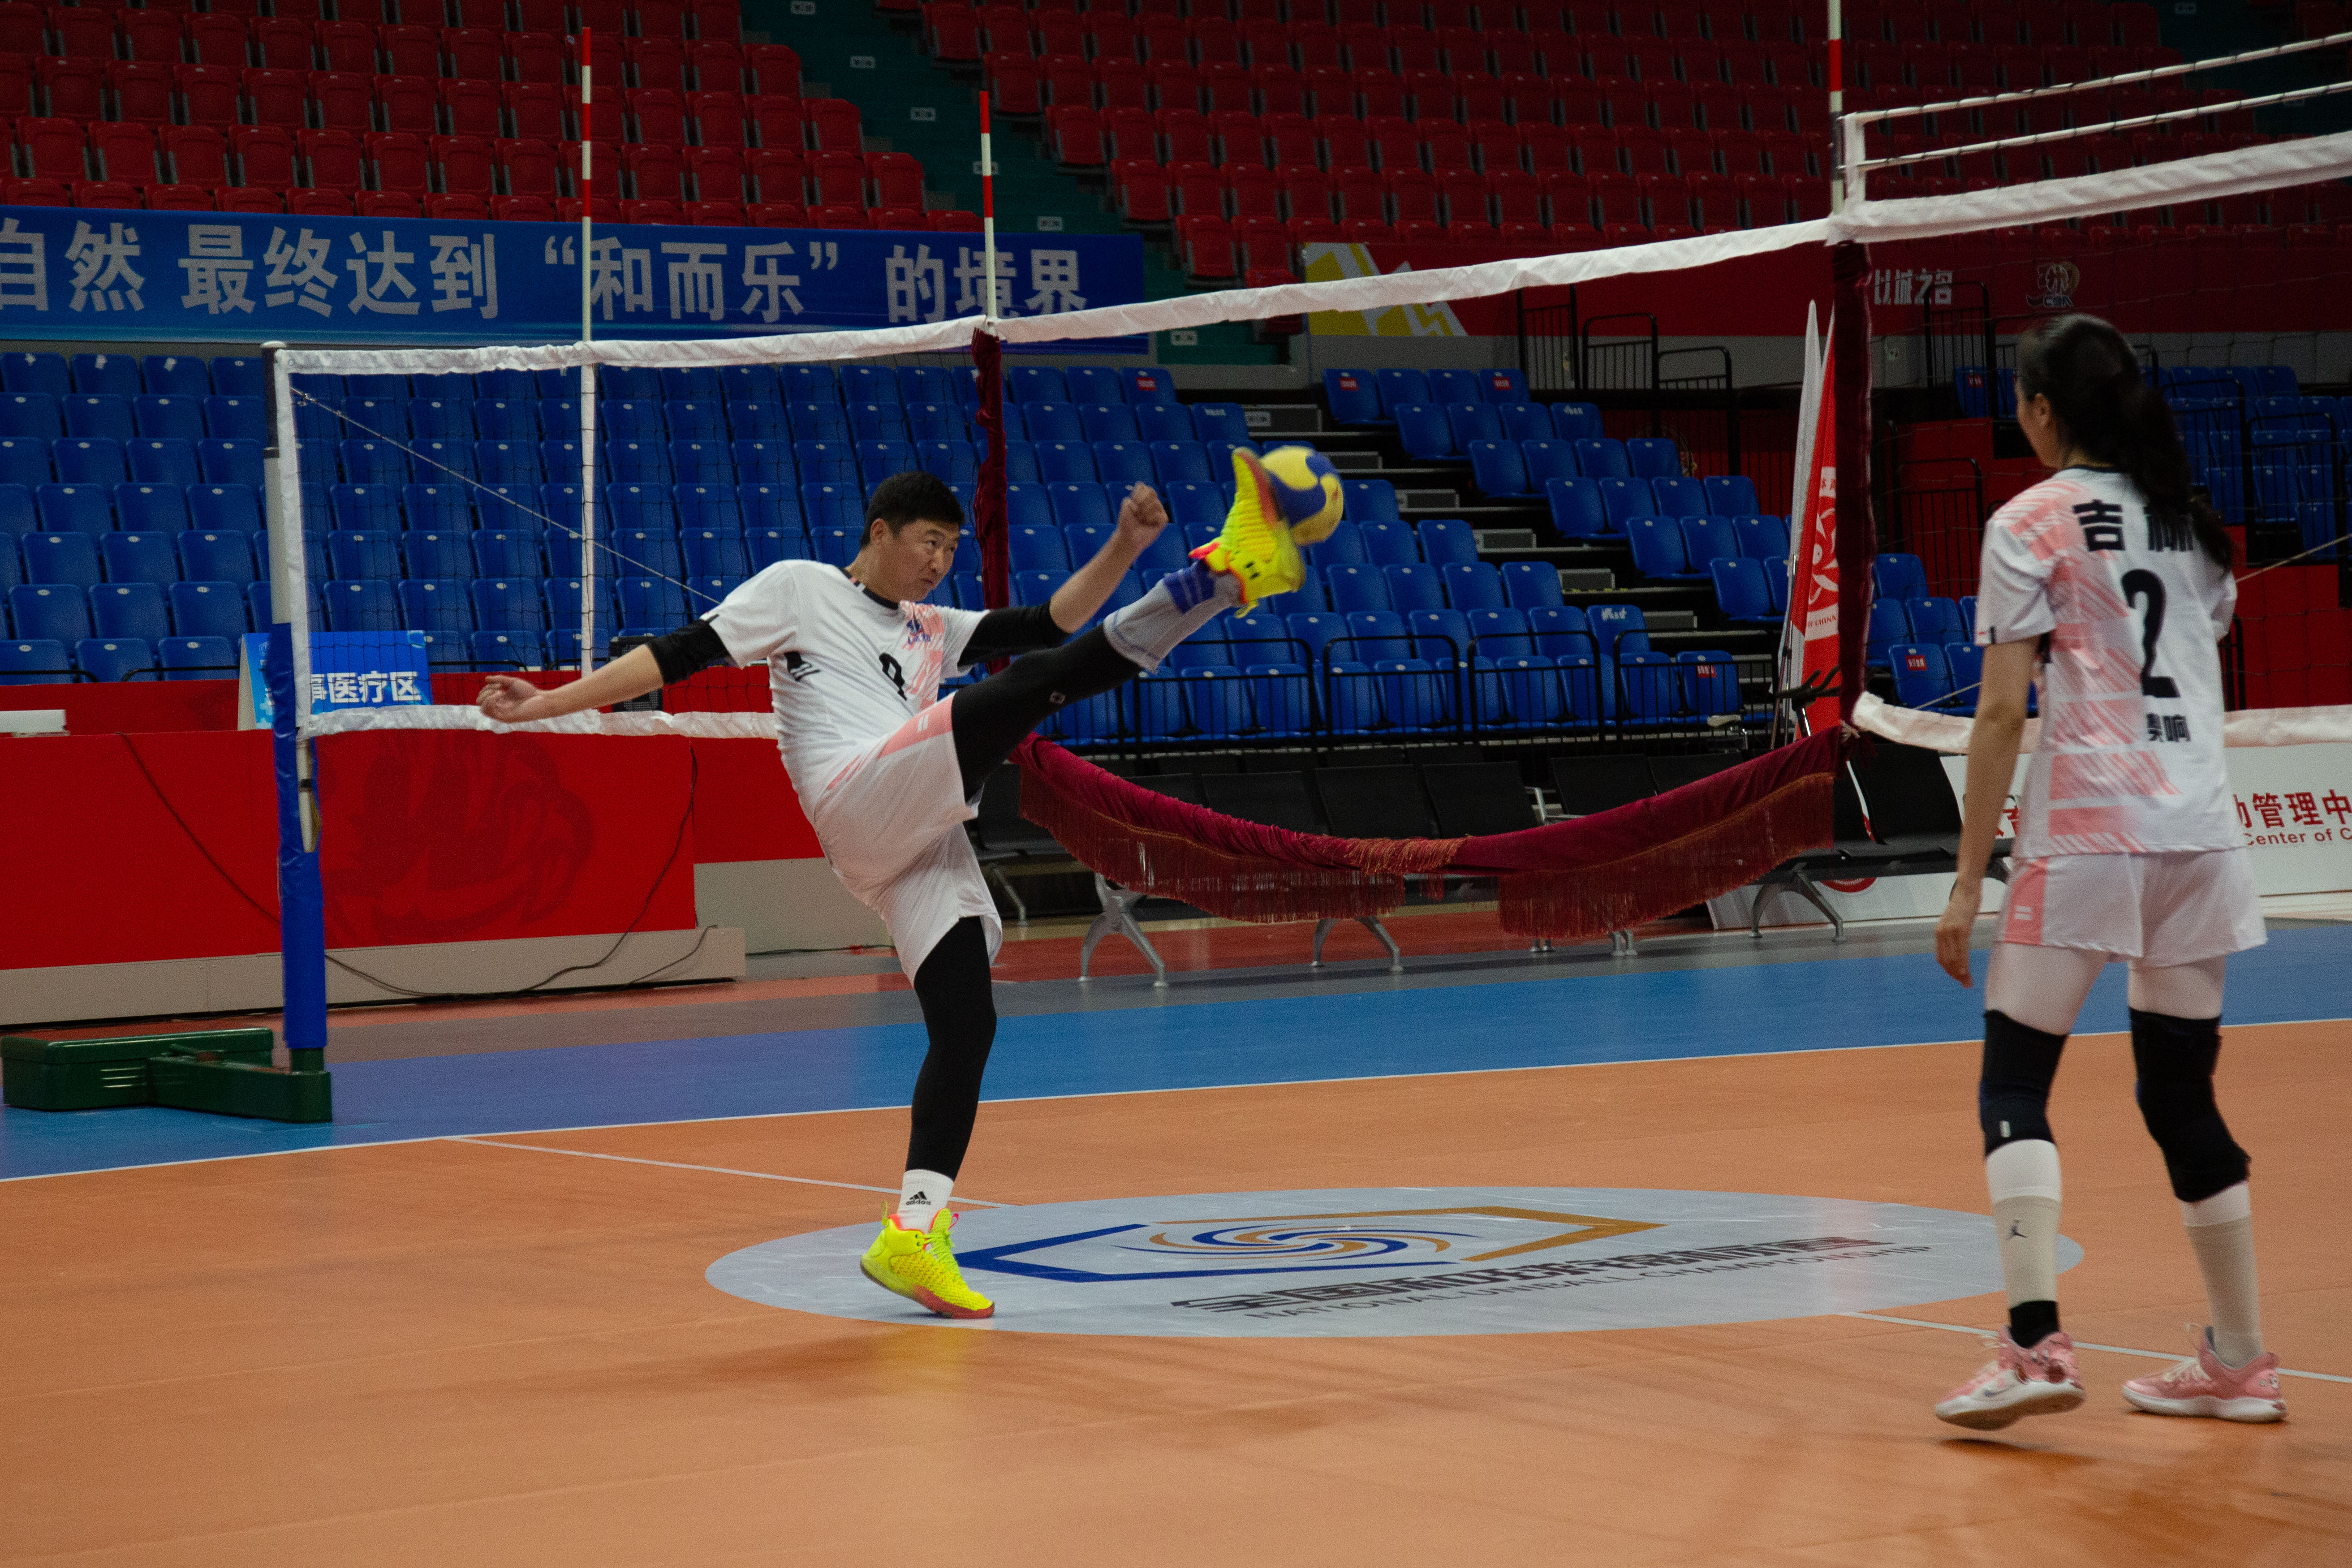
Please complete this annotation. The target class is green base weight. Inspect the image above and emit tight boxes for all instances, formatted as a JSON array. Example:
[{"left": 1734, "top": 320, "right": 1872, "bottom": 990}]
[{"left": 0, "top": 1030, "right": 327, "bottom": 1122}]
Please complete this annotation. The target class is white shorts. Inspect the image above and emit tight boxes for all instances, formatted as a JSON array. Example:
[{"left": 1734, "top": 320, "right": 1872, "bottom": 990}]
[
  {"left": 1999, "top": 849, "right": 2264, "bottom": 967},
  {"left": 802, "top": 695, "right": 1002, "bottom": 978}
]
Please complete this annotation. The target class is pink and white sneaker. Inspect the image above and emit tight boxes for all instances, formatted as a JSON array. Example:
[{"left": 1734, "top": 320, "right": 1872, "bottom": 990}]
[
  {"left": 2122, "top": 1326, "right": 2287, "bottom": 1423},
  {"left": 1935, "top": 1328, "right": 2087, "bottom": 1430}
]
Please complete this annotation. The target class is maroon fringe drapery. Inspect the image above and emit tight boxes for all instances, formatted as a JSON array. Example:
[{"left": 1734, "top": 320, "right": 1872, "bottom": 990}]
[
  {"left": 1830, "top": 241, "right": 1876, "bottom": 724},
  {"left": 971, "top": 328, "right": 1009, "bottom": 610},
  {"left": 1013, "top": 728, "right": 1844, "bottom": 943}
]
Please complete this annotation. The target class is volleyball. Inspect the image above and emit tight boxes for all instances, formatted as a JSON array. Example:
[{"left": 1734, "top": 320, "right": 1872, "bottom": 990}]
[{"left": 1259, "top": 444, "right": 1345, "bottom": 544}]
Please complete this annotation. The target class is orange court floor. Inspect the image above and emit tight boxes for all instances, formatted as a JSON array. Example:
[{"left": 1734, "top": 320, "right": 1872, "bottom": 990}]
[{"left": 3, "top": 915, "right": 2348, "bottom": 1567}]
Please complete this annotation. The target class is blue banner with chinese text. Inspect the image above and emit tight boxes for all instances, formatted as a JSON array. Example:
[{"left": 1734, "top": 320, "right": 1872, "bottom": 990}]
[{"left": 0, "top": 207, "right": 1147, "bottom": 350}]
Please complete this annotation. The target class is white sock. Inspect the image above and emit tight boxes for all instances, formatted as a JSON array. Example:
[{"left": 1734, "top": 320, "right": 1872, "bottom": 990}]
[
  {"left": 2181, "top": 1183, "right": 2263, "bottom": 1367},
  {"left": 1986, "top": 1139, "right": 2063, "bottom": 1311},
  {"left": 1101, "top": 561, "right": 1239, "bottom": 671},
  {"left": 897, "top": 1169, "right": 952, "bottom": 1232}
]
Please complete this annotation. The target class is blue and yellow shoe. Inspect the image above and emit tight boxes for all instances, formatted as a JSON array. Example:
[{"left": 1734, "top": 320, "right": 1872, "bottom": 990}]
[
  {"left": 1189, "top": 448, "right": 1305, "bottom": 614},
  {"left": 859, "top": 1206, "right": 995, "bottom": 1319}
]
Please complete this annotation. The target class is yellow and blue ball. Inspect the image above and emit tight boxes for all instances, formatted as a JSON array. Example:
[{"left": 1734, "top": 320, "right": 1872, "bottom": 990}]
[{"left": 1259, "top": 444, "right": 1345, "bottom": 544}]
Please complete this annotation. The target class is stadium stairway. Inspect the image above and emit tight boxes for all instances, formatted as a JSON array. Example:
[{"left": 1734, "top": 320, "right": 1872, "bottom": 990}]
[{"left": 749, "top": 0, "right": 1274, "bottom": 362}]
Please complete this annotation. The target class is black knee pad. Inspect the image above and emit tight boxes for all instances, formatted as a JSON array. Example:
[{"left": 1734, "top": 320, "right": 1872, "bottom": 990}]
[
  {"left": 2131, "top": 1008, "right": 2249, "bottom": 1202},
  {"left": 1980, "top": 1010, "right": 2066, "bottom": 1154}
]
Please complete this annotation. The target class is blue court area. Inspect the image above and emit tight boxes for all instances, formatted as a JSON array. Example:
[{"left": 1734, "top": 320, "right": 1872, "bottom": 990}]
[{"left": 6, "top": 927, "right": 2346, "bottom": 1183}]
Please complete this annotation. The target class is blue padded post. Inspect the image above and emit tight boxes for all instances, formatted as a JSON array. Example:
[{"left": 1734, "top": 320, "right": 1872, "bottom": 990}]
[{"left": 266, "top": 620, "right": 329, "bottom": 1072}]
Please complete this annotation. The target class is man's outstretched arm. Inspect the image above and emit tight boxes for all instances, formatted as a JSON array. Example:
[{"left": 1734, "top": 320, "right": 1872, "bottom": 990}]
[{"left": 475, "top": 622, "right": 729, "bottom": 724}]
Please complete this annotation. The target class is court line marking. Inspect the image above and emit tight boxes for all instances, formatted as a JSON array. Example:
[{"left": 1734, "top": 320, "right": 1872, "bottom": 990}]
[
  {"left": 1840, "top": 1311, "right": 2352, "bottom": 1384},
  {"left": 442, "top": 1135, "right": 1012, "bottom": 1205},
  {"left": 5, "top": 1012, "right": 2347, "bottom": 1186}
]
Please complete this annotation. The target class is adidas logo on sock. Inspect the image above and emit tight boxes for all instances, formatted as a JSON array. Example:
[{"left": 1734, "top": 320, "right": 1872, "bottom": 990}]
[{"left": 905, "top": 1191, "right": 928, "bottom": 1204}]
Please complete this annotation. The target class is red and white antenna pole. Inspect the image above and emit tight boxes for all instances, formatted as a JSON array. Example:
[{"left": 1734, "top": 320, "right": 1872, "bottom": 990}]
[
  {"left": 978, "top": 91, "right": 997, "bottom": 321},
  {"left": 1826, "top": 0, "right": 1845, "bottom": 213},
  {"left": 579, "top": 26, "right": 594, "bottom": 340},
  {"left": 577, "top": 25, "right": 598, "bottom": 674}
]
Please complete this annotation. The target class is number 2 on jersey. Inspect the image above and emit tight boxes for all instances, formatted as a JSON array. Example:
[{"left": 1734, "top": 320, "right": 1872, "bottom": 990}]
[{"left": 2120, "top": 569, "right": 2180, "bottom": 700}]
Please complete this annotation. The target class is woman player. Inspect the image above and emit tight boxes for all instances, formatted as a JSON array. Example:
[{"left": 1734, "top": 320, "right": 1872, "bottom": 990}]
[
  {"left": 478, "top": 458, "right": 1310, "bottom": 1321},
  {"left": 1928, "top": 315, "right": 2283, "bottom": 1428}
]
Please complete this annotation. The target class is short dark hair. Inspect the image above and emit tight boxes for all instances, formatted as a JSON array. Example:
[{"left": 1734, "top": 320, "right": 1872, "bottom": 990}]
[{"left": 864, "top": 470, "right": 964, "bottom": 540}]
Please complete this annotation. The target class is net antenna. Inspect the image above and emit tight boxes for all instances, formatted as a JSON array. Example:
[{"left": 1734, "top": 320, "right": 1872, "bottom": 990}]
[{"left": 577, "top": 25, "right": 598, "bottom": 674}]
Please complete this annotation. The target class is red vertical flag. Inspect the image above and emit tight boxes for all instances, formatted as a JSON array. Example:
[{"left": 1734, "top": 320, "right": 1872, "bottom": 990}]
[{"left": 1789, "top": 323, "right": 1842, "bottom": 735}]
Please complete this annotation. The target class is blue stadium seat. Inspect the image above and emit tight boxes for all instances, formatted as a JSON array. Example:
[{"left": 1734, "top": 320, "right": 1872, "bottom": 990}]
[
  {"left": 1392, "top": 402, "right": 1454, "bottom": 461},
  {"left": 846, "top": 402, "right": 907, "bottom": 443},
  {"left": 112, "top": 482, "right": 187, "bottom": 535},
  {"left": 64, "top": 394, "right": 135, "bottom": 441},
  {"left": 795, "top": 439, "right": 857, "bottom": 484},
  {"left": 746, "top": 526, "right": 809, "bottom": 569},
  {"left": 1343, "top": 479, "right": 1400, "bottom": 523},
  {"left": 1651, "top": 475, "right": 1709, "bottom": 517},
  {"left": 1735, "top": 513, "right": 1788, "bottom": 559},
  {"left": 1598, "top": 478, "right": 1657, "bottom": 532},
  {"left": 126, "top": 438, "right": 199, "bottom": 487},
  {"left": 1704, "top": 474, "right": 1760, "bottom": 515},
  {"left": 1496, "top": 403, "right": 1553, "bottom": 442},
  {"left": 1407, "top": 607, "right": 1472, "bottom": 666},
  {"left": 22, "top": 532, "right": 101, "bottom": 589},
  {"left": 1372, "top": 370, "right": 1428, "bottom": 418},
  {"left": 840, "top": 364, "right": 900, "bottom": 405},
  {"left": 344, "top": 397, "right": 409, "bottom": 441},
  {"left": 903, "top": 402, "right": 964, "bottom": 443},
  {"left": 672, "top": 481, "right": 741, "bottom": 534},
  {"left": 1402, "top": 519, "right": 1466, "bottom": 568},
  {"left": 1679, "top": 650, "right": 1740, "bottom": 718},
  {"left": 1142, "top": 440, "right": 1208, "bottom": 485},
  {"left": 1907, "top": 596, "right": 1966, "bottom": 643},
  {"left": 1358, "top": 520, "right": 1419, "bottom": 566},
  {"left": 1552, "top": 402, "right": 1603, "bottom": 440},
  {"left": 1385, "top": 563, "right": 1445, "bottom": 613},
  {"left": 328, "top": 530, "right": 401, "bottom": 580},
  {"left": 1166, "top": 618, "right": 1232, "bottom": 669},
  {"left": 1010, "top": 366, "right": 1069, "bottom": 405},
  {"left": 471, "top": 529, "right": 541, "bottom": 578},
  {"left": 730, "top": 438, "right": 794, "bottom": 484},
  {"left": 1191, "top": 403, "right": 1249, "bottom": 444},
  {"left": 1492, "top": 561, "right": 1557, "bottom": 611},
  {"left": 1706, "top": 557, "right": 1774, "bottom": 626},
  {"left": 0, "top": 394, "right": 60, "bottom": 438},
  {"left": 1525, "top": 604, "right": 1595, "bottom": 662},
  {"left": 1521, "top": 440, "right": 1578, "bottom": 489},
  {"left": 617, "top": 577, "right": 687, "bottom": 633},
  {"left": 77, "top": 636, "right": 152, "bottom": 681},
  {"left": 1133, "top": 521, "right": 1189, "bottom": 574},
  {"left": 1889, "top": 643, "right": 1954, "bottom": 710},
  {"left": 176, "top": 530, "right": 252, "bottom": 583},
  {"left": 1011, "top": 569, "right": 1064, "bottom": 607},
  {"left": 1628, "top": 516, "right": 1697, "bottom": 580},
  {"left": 55, "top": 438, "right": 126, "bottom": 484},
  {"left": 1000, "top": 439, "right": 1040, "bottom": 482},
  {"left": 73, "top": 360, "right": 137, "bottom": 401},
  {"left": 1046, "top": 482, "right": 1113, "bottom": 533},
  {"left": 1007, "top": 524, "right": 1069, "bottom": 574},
  {"left": 1000, "top": 482, "right": 1052, "bottom": 534},
  {"left": 330, "top": 483, "right": 401, "bottom": 534},
  {"left": 1035, "top": 440, "right": 1098, "bottom": 483},
  {"left": 1873, "top": 552, "right": 1928, "bottom": 601},
  {"left": 1322, "top": 369, "right": 1383, "bottom": 426},
  {"left": 1625, "top": 437, "right": 1680, "bottom": 478},
  {"left": 36, "top": 483, "right": 111, "bottom": 535},
  {"left": 800, "top": 481, "right": 863, "bottom": 534},
  {"left": 411, "top": 396, "right": 474, "bottom": 441},
  {"left": 1182, "top": 666, "right": 1254, "bottom": 738},
  {"left": 1448, "top": 402, "right": 1504, "bottom": 450},
  {"left": 0, "top": 437, "right": 48, "bottom": 488},
  {"left": 10, "top": 584, "right": 90, "bottom": 643},
  {"left": 1766, "top": 559, "right": 1789, "bottom": 616},
  {"left": 103, "top": 530, "right": 180, "bottom": 586},
  {"left": 1545, "top": 478, "right": 1607, "bottom": 538},
  {"left": 469, "top": 629, "right": 537, "bottom": 667},
  {"left": 169, "top": 580, "right": 250, "bottom": 638},
  {"left": 665, "top": 439, "right": 731, "bottom": 485},
  {"left": 1866, "top": 599, "right": 1912, "bottom": 665},
  {"left": 1616, "top": 651, "right": 1680, "bottom": 724},
  {"left": 604, "top": 439, "right": 672, "bottom": 483},
  {"left": 738, "top": 482, "right": 805, "bottom": 535},
  {"left": 1284, "top": 610, "right": 1344, "bottom": 670},
  {"left": 197, "top": 438, "right": 262, "bottom": 489},
  {"left": 91, "top": 581, "right": 171, "bottom": 642},
  {"left": 401, "top": 530, "right": 471, "bottom": 579},
  {"left": 1079, "top": 403, "right": 1139, "bottom": 443},
  {"left": 1573, "top": 438, "right": 1630, "bottom": 478},
  {"left": 474, "top": 399, "right": 539, "bottom": 441},
  {"left": 1944, "top": 643, "right": 1983, "bottom": 714},
  {"left": 855, "top": 438, "right": 919, "bottom": 486},
  {"left": 339, "top": 439, "right": 409, "bottom": 485},
  {"left": 343, "top": 373, "right": 409, "bottom": 399},
  {"left": 1117, "top": 367, "right": 1176, "bottom": 404},
  {"left": 1133, "top": 403, "right": 1196, "bottom": 443},
  {"left": 0, "top": 353, "right": 68, "bottom": 397},
  {"left": 1326, "top": 563, "right": 1392, "bottom": 612},
  {"left": 1439, "top": 561, "right": 1505, "bottom": 610},
  {"left": 1957, "top": 595, "right": 1976, "bottom": 635},
  {"left": 1680, "top": 515, "right": 1740, "bottom": 572},
  {"left": 1468, "top": 440, "right": 1534, "bottom": 498},
  {"left": 605, "top": 488, "right": 676, "bottom": 541},
  {"left": 1094, "top": 441, "right": 1154, "bottom": 486},
  {"left": 1065, "top": 522, "right": 1111, "bottom": 567},
  {"left": 1160, "top": 480, "right": 1224, "bottom": 531},
  {"left": 1023, "top": 403, "right": 1086, "bottom": 444},
  {"left": 599, "top": 399, "right": 667, "bottom": 442},
  {"left": 1065, "top": 369, "right": 1124, "bottom": 408},
  {"left": 908, "top": 440, "right": 973, "bottom": 487},
  {"left": 0, "top": 484, "right": 31, "bottom": 541},
  {"left": 158, "top": 635, "right": 237, "bottom": 680}
]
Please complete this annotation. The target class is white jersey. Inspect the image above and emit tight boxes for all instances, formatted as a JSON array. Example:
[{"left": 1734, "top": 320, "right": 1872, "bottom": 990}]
[
  {"left": 1974, "top": 468, "right": 2239, "bottom": 858},
  {"left": 704, "top": 560, "right": 985, "bottom": 804}
]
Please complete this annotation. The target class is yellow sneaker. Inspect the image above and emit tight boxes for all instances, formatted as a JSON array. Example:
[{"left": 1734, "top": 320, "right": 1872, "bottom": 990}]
[
  {"left": 858, "top": 1206, "right": 996, "bottom": 1319},
  {"left": 1189, "top": 448, "right": 1304, "bottom": 614}
]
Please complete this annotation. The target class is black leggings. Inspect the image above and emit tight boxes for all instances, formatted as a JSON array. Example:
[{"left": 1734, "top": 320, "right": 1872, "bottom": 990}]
[
  {"left": 948, "top": 627, "right": 1142, "bottom": 798},
  {"left": 906, "top": 915, "right": 998, "bottom": 1178}
]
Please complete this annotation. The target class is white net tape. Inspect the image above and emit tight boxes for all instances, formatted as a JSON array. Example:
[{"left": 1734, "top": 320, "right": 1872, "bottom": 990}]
[{"left": 1852, "top": 694, "right": 2352, "bottom": 754}]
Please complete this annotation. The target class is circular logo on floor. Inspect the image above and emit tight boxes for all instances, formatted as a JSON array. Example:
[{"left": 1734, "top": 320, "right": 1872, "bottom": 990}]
[{"left": 706, "top": 1186, "right": 2082, "bottom": 1337}]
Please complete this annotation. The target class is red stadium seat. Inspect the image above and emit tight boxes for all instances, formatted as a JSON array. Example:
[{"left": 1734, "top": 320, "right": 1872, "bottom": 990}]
[
  {"left": 1096, "top": 59, "right": 1149, "bottom": 112},
  {"left": 686, "top": 90, "right": 746, "bottom": 147},
  {"left": 745, "top": 43, "right": 799, "bottom": 96},
  {"left": 492, "top": 194, "right": 558, "bottom": 220},
  {"left": 311, "top": 71, "right": 375, "bottom": 130},
  {"left": 379, "top": 75, "right": 439, "bottom": 136},
  {"left": 444, "top": 29, "right": 504, "bottom": 82},
  {"left": 1424, "top": 126, "right": 1475, "bottom": 173},
  {"left": 90, "top": 123, "right": 159, "bottom": 188},
  {"left": 1332, "top": 165, "right": 1384, "bottom": 220},
  {"left": 688, "top": 41, "right": 745, "bottom": 92},
  {"left": 183, "top": 13, "right": 250, "bottom": 67},
  {"left": 161, "top": 126, "right": 229, "bottom": 189},
  {"left": 231, "top": 125, "right": 297, "bottom": 187},
  {"left": 1168, "top": 159, "right": 1224, "bottom": 218},
  {"left": 626, "top": 143, "right": 685, "bottom": 201},
  {"left": 1263, "top": 112, "right": 1318, "bottom": 168},
  {"left": 1038, "top": 55, "right": 1093, "bottom": 110},
  {"left": 1201, "top": 61, "right": 1254, "bottom": 113},
  {"left": 74, "top": 181, "right": 146, "bottom": 211},
  {"left": 100, "top": 62, "right": 173, "bottom": 126},
  {"left": 1158, "top": 108, "right": 1214, "bottom": 164},
  {"left": 1388, "top": 167, "right": 1439, "bottom": 221},
  {"left": 807, "top": 203, "right": 867, "bottom": 227},
  {"left": 627, "top": 39, "right": 686, "bottom": 93},
  {"left": 745, "top": 95, "right": 802, "bottom": 150},
  {"left": 620, "top": 198, "right": 683, "bottom": 223},
  {"left": 35, "top": 58, "right": 105, "bottom": 121},
  {"left": 1285, "top": 167, "right": 1333, "bottom": 223},
  {"left": 747, "top": 147, "right": 806, "bottom": 203},
  {"left": 1175, "top": 214, "right": 1236, "bottom": 277},
  {"left": 802, "top": 97, "right": 860, "bottom": 151},
  {"left": 498, "top": 138, "right": 560, "bottom": 197},
  {"left": 627, "top": 87, "right": 687, "bottom": 145},
  {"left": 1321, "top": 117, "right": 1372, "bottom": 171},
  {"left": 432, "top": 135, "right": 495, "bottom": 195},
  {"left": 148, "top": 184, "right": 219, "bottom": 212},
  {"left": 1361, "top": 116, "right": 1416, "bottom": 172},
  {"left": 177, "top": 65, "right": 243, "bottom": 127},
  {"left": 1342, "top": 217, "right": 1395, "bottom": 243},
  {"left": 425, "top": 192, "right": 490, "bottom": 218},
  {"left": 687, "top": 200, "right": 748, "bottom": 225},
  {"left": 1210, "top": 109, "right": 1265, "bottom": 167},
  {"left": 1113, "top": 157, "right": 1171, "bottom": 221},
  {"left": 365, "top": 133, "right": 431, "bottom": 194},
  {"left": 1234, "top": 215, "right": 1292, "bottom": 270},
  {"left": 377, "top": 25, "right": 441, "bottom": 78},
  {"left": 509, "top": 34, "right": 564, "bottom": 86},
  {"left": 1542, "top": 171, "right": 1593, "bottom": 227},
  {"left": 747, "top": 200, "right": 807, "bottom": 227},
  {"left": 290, "top": 188, "right": 356, "bottom": 214},
  {"left": 240, "top": 68, "right": 309, "bottom": 128},
  {"left": 1102, "top": 106, "right": 1156, "bottom": 160},
  {"left": 1489, "top": 168, "right": 1543, "bottom": 224},
  {"left": 1357, "top": 73, "right": 1408, "bottom": 119},
  {"left": 1255, "top": 67, "right": 1307, "bottom": 116},
  {"left": 685, "top": 145, "right": 746, "bottom": 204},
  {"left": 866, "top": 150, "right": 924, "bottom": 207}
]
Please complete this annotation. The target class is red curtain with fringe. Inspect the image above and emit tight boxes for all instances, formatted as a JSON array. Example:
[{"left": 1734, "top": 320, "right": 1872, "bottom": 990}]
[
  {"left": 1013, "top": 729, "right": 1844, "bottom": 943},
  {"left": 972, "top": 328, "right": 1009, "bottom": 610}
]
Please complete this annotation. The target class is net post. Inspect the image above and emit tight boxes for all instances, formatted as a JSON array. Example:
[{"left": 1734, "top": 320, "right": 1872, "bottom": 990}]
[
  {"left": 580, "top": 363, "right": 598, "bottom": 674},
  {"left": 1830, "top": 242, "right": 1876, "bottom": 726},
  {"left": 260, "top": 341, "right": 327, "bottom": 1075}
]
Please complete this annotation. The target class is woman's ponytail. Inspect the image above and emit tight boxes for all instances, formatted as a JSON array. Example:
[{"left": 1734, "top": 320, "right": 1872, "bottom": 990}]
[{"left": 2015, "top": 314, "right": 2235, "bottom": 570}]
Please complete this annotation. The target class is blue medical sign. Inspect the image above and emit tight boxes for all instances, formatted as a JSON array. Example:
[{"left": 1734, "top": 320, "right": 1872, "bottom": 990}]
[
  {"left": 243, "top": 629, "right": 431, "bottom": 726},
  {"left": 0, "top": 208, "right": 1146, "bottom": 348}
]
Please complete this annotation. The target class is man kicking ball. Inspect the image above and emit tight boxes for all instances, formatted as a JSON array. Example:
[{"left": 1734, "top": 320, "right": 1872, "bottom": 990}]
[{"left": 478, "top": 452, "right": 1328, "bottom": 1318}]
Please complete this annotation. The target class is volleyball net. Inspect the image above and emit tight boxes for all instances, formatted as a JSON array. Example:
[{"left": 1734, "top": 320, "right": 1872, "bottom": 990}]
[{"left": 255, "top": 32, "right": 2352, "bottom": 973}]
